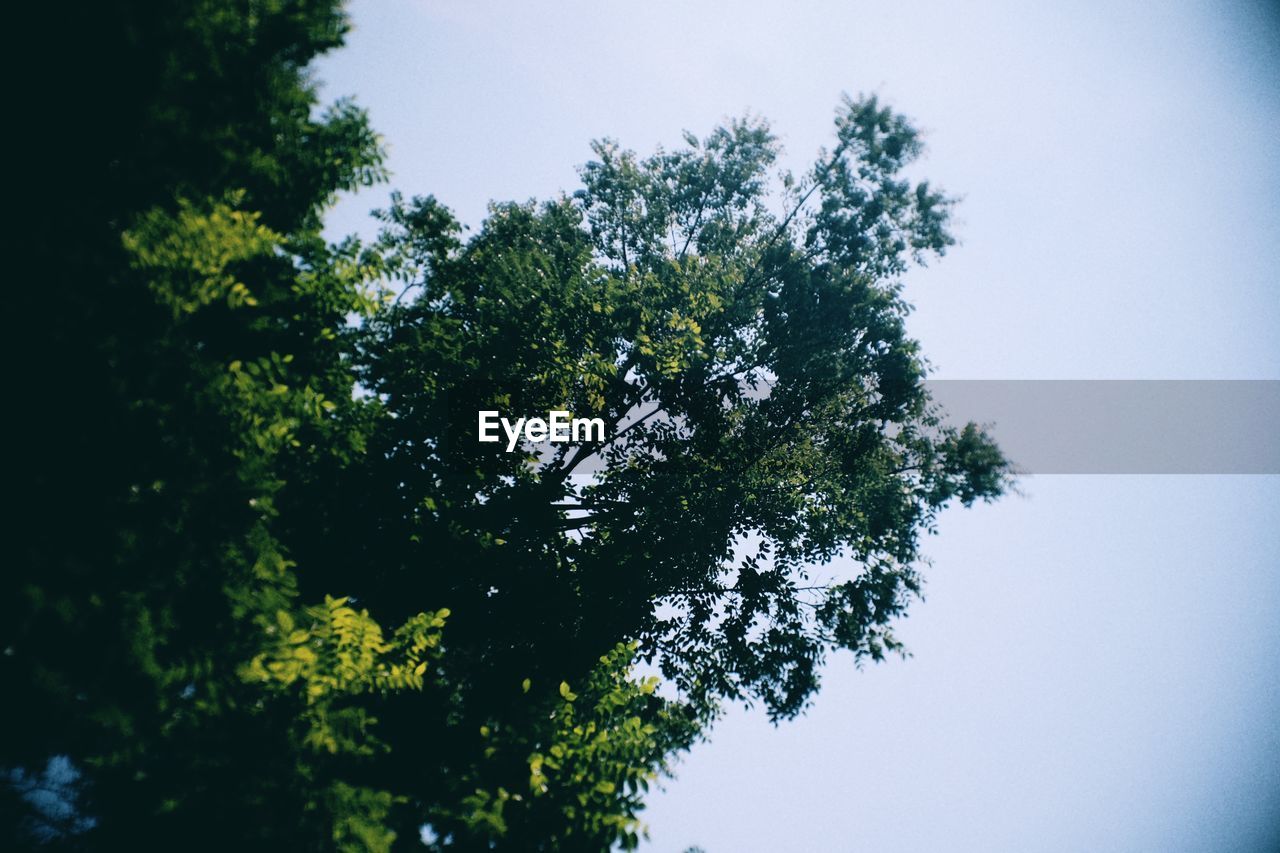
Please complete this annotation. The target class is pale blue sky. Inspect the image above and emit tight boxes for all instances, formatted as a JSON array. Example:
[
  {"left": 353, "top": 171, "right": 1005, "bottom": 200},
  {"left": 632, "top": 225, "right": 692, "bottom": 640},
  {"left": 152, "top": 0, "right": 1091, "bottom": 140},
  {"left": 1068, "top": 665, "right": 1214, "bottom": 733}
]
[{"left": 317, "top": 2, "right": 1279, "bottom": 849}]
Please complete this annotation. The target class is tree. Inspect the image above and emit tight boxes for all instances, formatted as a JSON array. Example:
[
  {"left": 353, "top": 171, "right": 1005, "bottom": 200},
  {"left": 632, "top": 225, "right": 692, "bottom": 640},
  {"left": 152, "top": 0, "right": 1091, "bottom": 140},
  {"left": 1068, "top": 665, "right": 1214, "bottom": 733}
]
[
  {"left": 322, "top": 95, "right": 1008, "bottom": 847},
  {"left": 8, "top": 0, "right": 1008, "bottom": 847},
  {"left": 8, "top": 1, "right": 442, "bottom": 849}
]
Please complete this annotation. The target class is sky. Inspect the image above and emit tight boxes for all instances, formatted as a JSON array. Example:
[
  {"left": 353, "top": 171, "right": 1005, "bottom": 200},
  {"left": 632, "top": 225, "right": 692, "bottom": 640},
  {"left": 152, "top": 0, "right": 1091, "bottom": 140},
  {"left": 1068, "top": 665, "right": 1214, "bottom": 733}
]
[{"left": 316, "top": 1, "right": 1280, "bottom": 849}]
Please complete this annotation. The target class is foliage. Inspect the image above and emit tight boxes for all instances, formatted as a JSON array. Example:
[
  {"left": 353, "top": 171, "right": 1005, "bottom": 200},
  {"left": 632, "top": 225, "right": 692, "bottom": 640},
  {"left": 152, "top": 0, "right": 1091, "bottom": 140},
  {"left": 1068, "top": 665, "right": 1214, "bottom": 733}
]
[
  {"left": 7, "top": 0, "right": 425, "bottom": 849},
  {"left": 8, "top": 1, "right": 1008, "bottom": 849},
  {"left": 306, "top": 93, "right": 1010, "bottom": 845},
  {"left": 356, "top": 93, "right": 1010, "bottom": 734},
  {"left": 242, "top": 597, "right": 450, "bottom": 757},
  {"left": 426, "top": 643, "right": 698, "bottom": 850}
]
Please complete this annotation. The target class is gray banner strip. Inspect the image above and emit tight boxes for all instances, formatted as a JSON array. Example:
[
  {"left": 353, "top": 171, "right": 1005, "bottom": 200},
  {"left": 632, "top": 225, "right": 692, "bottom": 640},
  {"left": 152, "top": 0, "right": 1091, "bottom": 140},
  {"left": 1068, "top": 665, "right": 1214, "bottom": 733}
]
[
  {"left": 486, "top": 380, "right": 1278, "bottom": 475},
  {"left": 925, "top": 380, "right": 1279, "bottom": 474}
]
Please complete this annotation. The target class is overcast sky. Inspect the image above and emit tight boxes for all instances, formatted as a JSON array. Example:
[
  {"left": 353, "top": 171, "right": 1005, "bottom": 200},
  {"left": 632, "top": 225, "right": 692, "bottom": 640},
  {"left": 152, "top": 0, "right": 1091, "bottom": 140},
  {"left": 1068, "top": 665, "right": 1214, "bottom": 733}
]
[{"left": 318, "top": 2, "right": 1279, "bottom": 849}]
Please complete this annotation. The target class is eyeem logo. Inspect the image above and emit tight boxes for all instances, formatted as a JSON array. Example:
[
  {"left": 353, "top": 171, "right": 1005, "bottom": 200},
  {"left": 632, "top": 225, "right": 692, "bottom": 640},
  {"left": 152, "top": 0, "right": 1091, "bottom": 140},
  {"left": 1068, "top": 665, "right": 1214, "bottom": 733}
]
[{"left": 478, "top": 411, "right": 606, "bottom": 452}]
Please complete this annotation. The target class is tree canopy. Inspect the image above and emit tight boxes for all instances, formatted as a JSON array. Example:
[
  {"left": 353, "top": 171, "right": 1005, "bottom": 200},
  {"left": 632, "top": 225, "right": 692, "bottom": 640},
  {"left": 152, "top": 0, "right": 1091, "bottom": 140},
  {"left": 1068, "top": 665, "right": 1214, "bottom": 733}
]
[{"left": 7, "top": 2, "right": 1008, "bottom": 850}]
